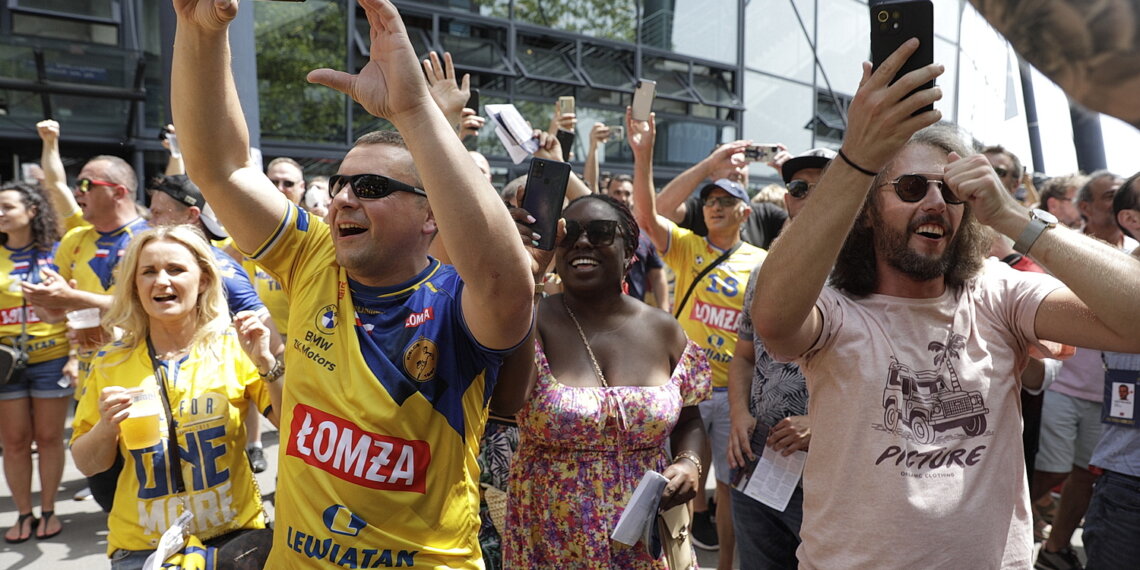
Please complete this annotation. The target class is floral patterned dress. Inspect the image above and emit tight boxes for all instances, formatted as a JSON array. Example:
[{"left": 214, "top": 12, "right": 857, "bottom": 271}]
[{"left": 504, "top": 339, "right": 711, "bottom": 568}]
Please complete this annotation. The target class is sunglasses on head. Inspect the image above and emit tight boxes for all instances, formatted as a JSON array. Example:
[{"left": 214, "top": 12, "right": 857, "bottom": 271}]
[
  {"left": 328, "top": 174, "right": 427, "bottom": 200},
  {"left": 561, "top": 220, "right": 619, "bottom": 248},
  {"left": 879, "top": 174, "right": 963, "bottom": 205},
  {"left": 703, "top": 196, "right": 740, "bottom": 208},
  {"left": 76, "top": 178, "right": 119, "bottom": 193},
  {"left": 786, "top": 180, "right": 815, "bottom": 199}
]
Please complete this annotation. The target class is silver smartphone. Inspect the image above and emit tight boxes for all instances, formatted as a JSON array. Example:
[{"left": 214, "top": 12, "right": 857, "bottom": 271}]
[{"left": 631, "top": 79, "right": 656, "bottom": 121}]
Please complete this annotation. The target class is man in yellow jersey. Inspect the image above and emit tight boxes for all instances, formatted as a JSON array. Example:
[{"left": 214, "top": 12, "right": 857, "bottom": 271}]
[
  {"left": 23, "top": 136, "right": 151, "bottom": 512},
  {"left": 627, "top": 110, "right": 767, "bottom": 568},
  {"left": 170, "top": 0, "right": 534, "bottom": 567}
]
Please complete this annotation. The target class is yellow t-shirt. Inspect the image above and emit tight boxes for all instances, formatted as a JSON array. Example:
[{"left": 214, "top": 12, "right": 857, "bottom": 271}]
[
  {"left": 0, "top": 244, "right": 67, "bottom": 363},
  {"left": 662, "top": 223, "right": 767, "bottom": 387},
  {"left": 71, "top": 331, "right": 270, "bottom": 555},
  {"left": 250, "top": 205, "right": 506, "bottom": 569}
]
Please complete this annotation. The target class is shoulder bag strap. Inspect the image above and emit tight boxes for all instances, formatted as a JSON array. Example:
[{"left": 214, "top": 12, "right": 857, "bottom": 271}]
[
  {"left": 673, "top": 242, "right": 742, "bottom": 319},
  {"left": 146, "top": 337, "right": 186, "bottom": 495}
]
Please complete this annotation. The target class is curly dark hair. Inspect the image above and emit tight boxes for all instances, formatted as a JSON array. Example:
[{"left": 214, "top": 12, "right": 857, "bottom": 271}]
[
  {"left": 0, "top": 181, "right": 60, "bottom": 252},
  {"left": 564, "top": 193, "right": 640, "bottom": 261},
  {"left": 829, "top": 125, "right": 989, "bottom": 296}
]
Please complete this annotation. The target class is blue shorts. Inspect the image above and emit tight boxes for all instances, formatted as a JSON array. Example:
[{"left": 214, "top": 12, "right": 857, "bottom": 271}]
[{"left": 0, "top": 356, "right": 71, "bottom": 400}]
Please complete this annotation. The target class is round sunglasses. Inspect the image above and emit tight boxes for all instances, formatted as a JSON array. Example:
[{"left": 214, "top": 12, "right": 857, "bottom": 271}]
[{"left": 878, "top": 174, "right": 963, "bottom": 205}]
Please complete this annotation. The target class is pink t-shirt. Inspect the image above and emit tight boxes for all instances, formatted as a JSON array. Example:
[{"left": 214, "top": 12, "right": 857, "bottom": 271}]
[{"left": 785, "top": 261, "right": 1063, "bottom": 569}]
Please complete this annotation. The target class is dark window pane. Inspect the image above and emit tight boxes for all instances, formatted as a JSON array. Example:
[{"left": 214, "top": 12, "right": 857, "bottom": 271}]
[
  {"left": 580, "top": 44, "right": 634, "bottom": 90},
  {"left": 516, "top": 35, "right": 579, "bottom": 83},
  {"left": 11, "top": 0, "right": 116, "bottom": 20},
  {"left": 12, "top": 13, "right": 118, "bottom": 45}
]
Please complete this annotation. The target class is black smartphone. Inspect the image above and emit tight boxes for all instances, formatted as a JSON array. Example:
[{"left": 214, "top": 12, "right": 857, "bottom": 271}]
[
  {"left": 870, "top": 0, "right": 934, "bottom": 114},
  {"left": 555, "top": 129, "right": 575, "bottom": 162},
  {"left": 466, "top": 88, "right": 480, "bottom": 114},
  {"left": 522, "top": 158, "right": 571, "bottom": 250}
]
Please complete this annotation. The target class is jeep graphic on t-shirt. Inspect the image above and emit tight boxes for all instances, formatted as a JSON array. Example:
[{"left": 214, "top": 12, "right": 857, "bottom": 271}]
[{"left": 880, "top": 334, "right": 989, "bottom": 444}]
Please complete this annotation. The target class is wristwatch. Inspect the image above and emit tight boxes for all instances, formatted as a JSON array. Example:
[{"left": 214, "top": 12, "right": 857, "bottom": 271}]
[
  {"left": 1013, "top": 208, "right": 1058, "bottom": 255},
  {"left": 258, "top": 358, "right": 285, "bottom": 383}
]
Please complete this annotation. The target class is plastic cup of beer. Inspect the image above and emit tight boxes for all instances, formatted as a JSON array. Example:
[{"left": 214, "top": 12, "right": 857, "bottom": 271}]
[
  {"left": 120, "top": 388, "right": 162, "bottom": 450},
  {"left": 66, "top": 308, "right": 107, "bottom": 352}
]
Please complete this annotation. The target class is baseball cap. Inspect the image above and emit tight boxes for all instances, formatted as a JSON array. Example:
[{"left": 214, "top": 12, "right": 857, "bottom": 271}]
[
  {"left": 699, "top": 178, "right": 749, "bottom": 203},
  {"left": 148, "top": 175, "right": 229, "bottom": 240},
  {"left": 782, "top": 148, "right": 837, "bottom": 184}
]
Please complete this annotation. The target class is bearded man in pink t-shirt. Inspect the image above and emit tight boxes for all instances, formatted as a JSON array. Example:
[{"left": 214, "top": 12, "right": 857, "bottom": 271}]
[{"left": 750, "top": 40, "right": 1140, "bottom": 570}]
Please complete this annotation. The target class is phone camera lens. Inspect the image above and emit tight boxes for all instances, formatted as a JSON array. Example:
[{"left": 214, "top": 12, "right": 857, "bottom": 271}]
[{"left": 877, "top": 10, "right": 889, "bottom": 23}]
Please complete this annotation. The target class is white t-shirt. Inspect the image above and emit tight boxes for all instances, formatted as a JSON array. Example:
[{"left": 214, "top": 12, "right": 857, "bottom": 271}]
[{"left": 783, "top": 260, "right": 1064, "bottom": 569}]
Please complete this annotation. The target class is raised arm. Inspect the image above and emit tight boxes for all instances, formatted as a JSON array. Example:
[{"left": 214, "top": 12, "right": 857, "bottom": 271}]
[
  {"left": 35, "top": 120, "right": 80, "bottom": 221},
  {"left": 969, "top": 0, "right": 1140, "bottom": 129},
  {"left": 656, "top": 140, "right": 751, "bottom": 224},
  {"left": 171, "top": 0, "right": 290, "bottom": 254},
  {"left": 422, "top": 51, "right": 470, "bottom": 133},
  {"left": 583, "top": 123, "right": 609, "bottom": 193},
  {"left": 308, "top": 0, "right": 532, "bottom": 350},
  {"left": 752, "top": 40, "right": 944, "bottom": 358},
  {"left": 627, "top": 108, "right": 671, "bottom": 252},
  {"left": 944, "top": 154, "right": 1140, "bottom": 354}
]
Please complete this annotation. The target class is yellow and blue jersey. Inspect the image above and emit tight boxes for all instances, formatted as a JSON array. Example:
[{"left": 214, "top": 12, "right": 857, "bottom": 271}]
[
  {"left": 0, "top": 244, "right": 67, "bottom": 363},
  {"left": 241, "top": 258, "right": 289, "bottom": 333},
  {"left": 56, "top": 218, "right": 149, "bottom": 294},
  {"left": 662, "top": 222, "right": 767, "bottom": 387},
  {"left": 250, "top": 205, "right": 509, "bottom": 568}
]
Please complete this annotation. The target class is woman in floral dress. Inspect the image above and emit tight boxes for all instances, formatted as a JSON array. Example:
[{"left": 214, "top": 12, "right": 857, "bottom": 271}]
[{"left": 501, "top": 194, "right": 710, "bottom": 568}]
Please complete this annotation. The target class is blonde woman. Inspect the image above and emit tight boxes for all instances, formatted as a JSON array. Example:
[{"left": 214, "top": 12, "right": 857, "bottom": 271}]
[{"left": 70, "top": 225, "right": 282, "bottom": 569}]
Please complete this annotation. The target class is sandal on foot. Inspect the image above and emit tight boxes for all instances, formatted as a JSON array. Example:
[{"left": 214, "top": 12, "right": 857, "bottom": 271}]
[
  {"left": 36, "top": 511, "right": 62, "bottom": 540},
  {"left": 4, "top": 512, "right": 37, "bottom": 544}
]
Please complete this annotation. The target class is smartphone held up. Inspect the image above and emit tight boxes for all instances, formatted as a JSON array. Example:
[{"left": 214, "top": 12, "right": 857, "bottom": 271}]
[
  {"left": 521, "top": 158, "right": 571, "bottom": 250},
  {"left": 869, "top": 0, "right": 935, "bottom": 115}
]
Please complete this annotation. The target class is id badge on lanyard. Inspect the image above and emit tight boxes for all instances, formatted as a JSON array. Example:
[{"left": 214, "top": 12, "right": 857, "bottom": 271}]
[{"left": 1102, "top": 368, "right": 1140, "bottom": 428}]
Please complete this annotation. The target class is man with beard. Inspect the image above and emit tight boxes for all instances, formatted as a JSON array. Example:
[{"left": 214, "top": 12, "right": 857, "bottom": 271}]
[{"left": 752, "top": 40, "right": 1140, "bottom": 568}]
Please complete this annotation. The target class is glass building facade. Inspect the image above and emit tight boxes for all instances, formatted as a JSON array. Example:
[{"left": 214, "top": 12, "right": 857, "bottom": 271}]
[{"left": 0, "top": 1, "right": 1128, "bottom": 196}]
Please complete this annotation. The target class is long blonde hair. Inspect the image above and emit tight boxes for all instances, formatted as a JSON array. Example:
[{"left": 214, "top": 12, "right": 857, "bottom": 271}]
[{"left": 102, "top": 225, "right": 230, "bottom": 353}]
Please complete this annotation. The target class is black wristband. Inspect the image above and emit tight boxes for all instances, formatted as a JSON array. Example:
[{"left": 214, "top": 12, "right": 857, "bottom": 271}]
[{"left": 837, "top": 148, "right": 878, "bottom": 177}]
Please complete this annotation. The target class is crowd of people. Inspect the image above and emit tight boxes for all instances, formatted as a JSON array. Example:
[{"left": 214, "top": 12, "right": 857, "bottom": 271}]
[{"left": 2, "top": 0, "right": 1140, "bottom": 568}]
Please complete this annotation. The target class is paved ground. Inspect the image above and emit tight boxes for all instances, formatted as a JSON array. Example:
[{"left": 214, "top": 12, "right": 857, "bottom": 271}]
[
  {"left": 0, "top": 417, "right": 281, "bottom": 569},
  {"left": 0, "top": 414, "right": 1078, "bottom": 569}
]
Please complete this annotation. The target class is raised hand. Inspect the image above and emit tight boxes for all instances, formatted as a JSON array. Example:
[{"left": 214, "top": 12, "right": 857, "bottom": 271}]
[
  {"left": 172, "top": 0, "right": 239, "bottom": 32},
  {"left": 703, "top": 139, "right": 751, "bottom": 183},
  {"left": 36, "top": 119, "right": 60, "bottom": 142},
  {"left": 625, "top": 106, "right": 656, "bottom": 161},
  {"left": 307, "top": 0, "right": 435, "bottom": 125},
  {"left": 422, "top": 51, "right": 471, "bottom": 130},
  {"left": 943, "top": 151, "right": 1022, "bottom": 229},
  {"left": 841, "top": 38, "right": 944, "bottom": 173}
]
